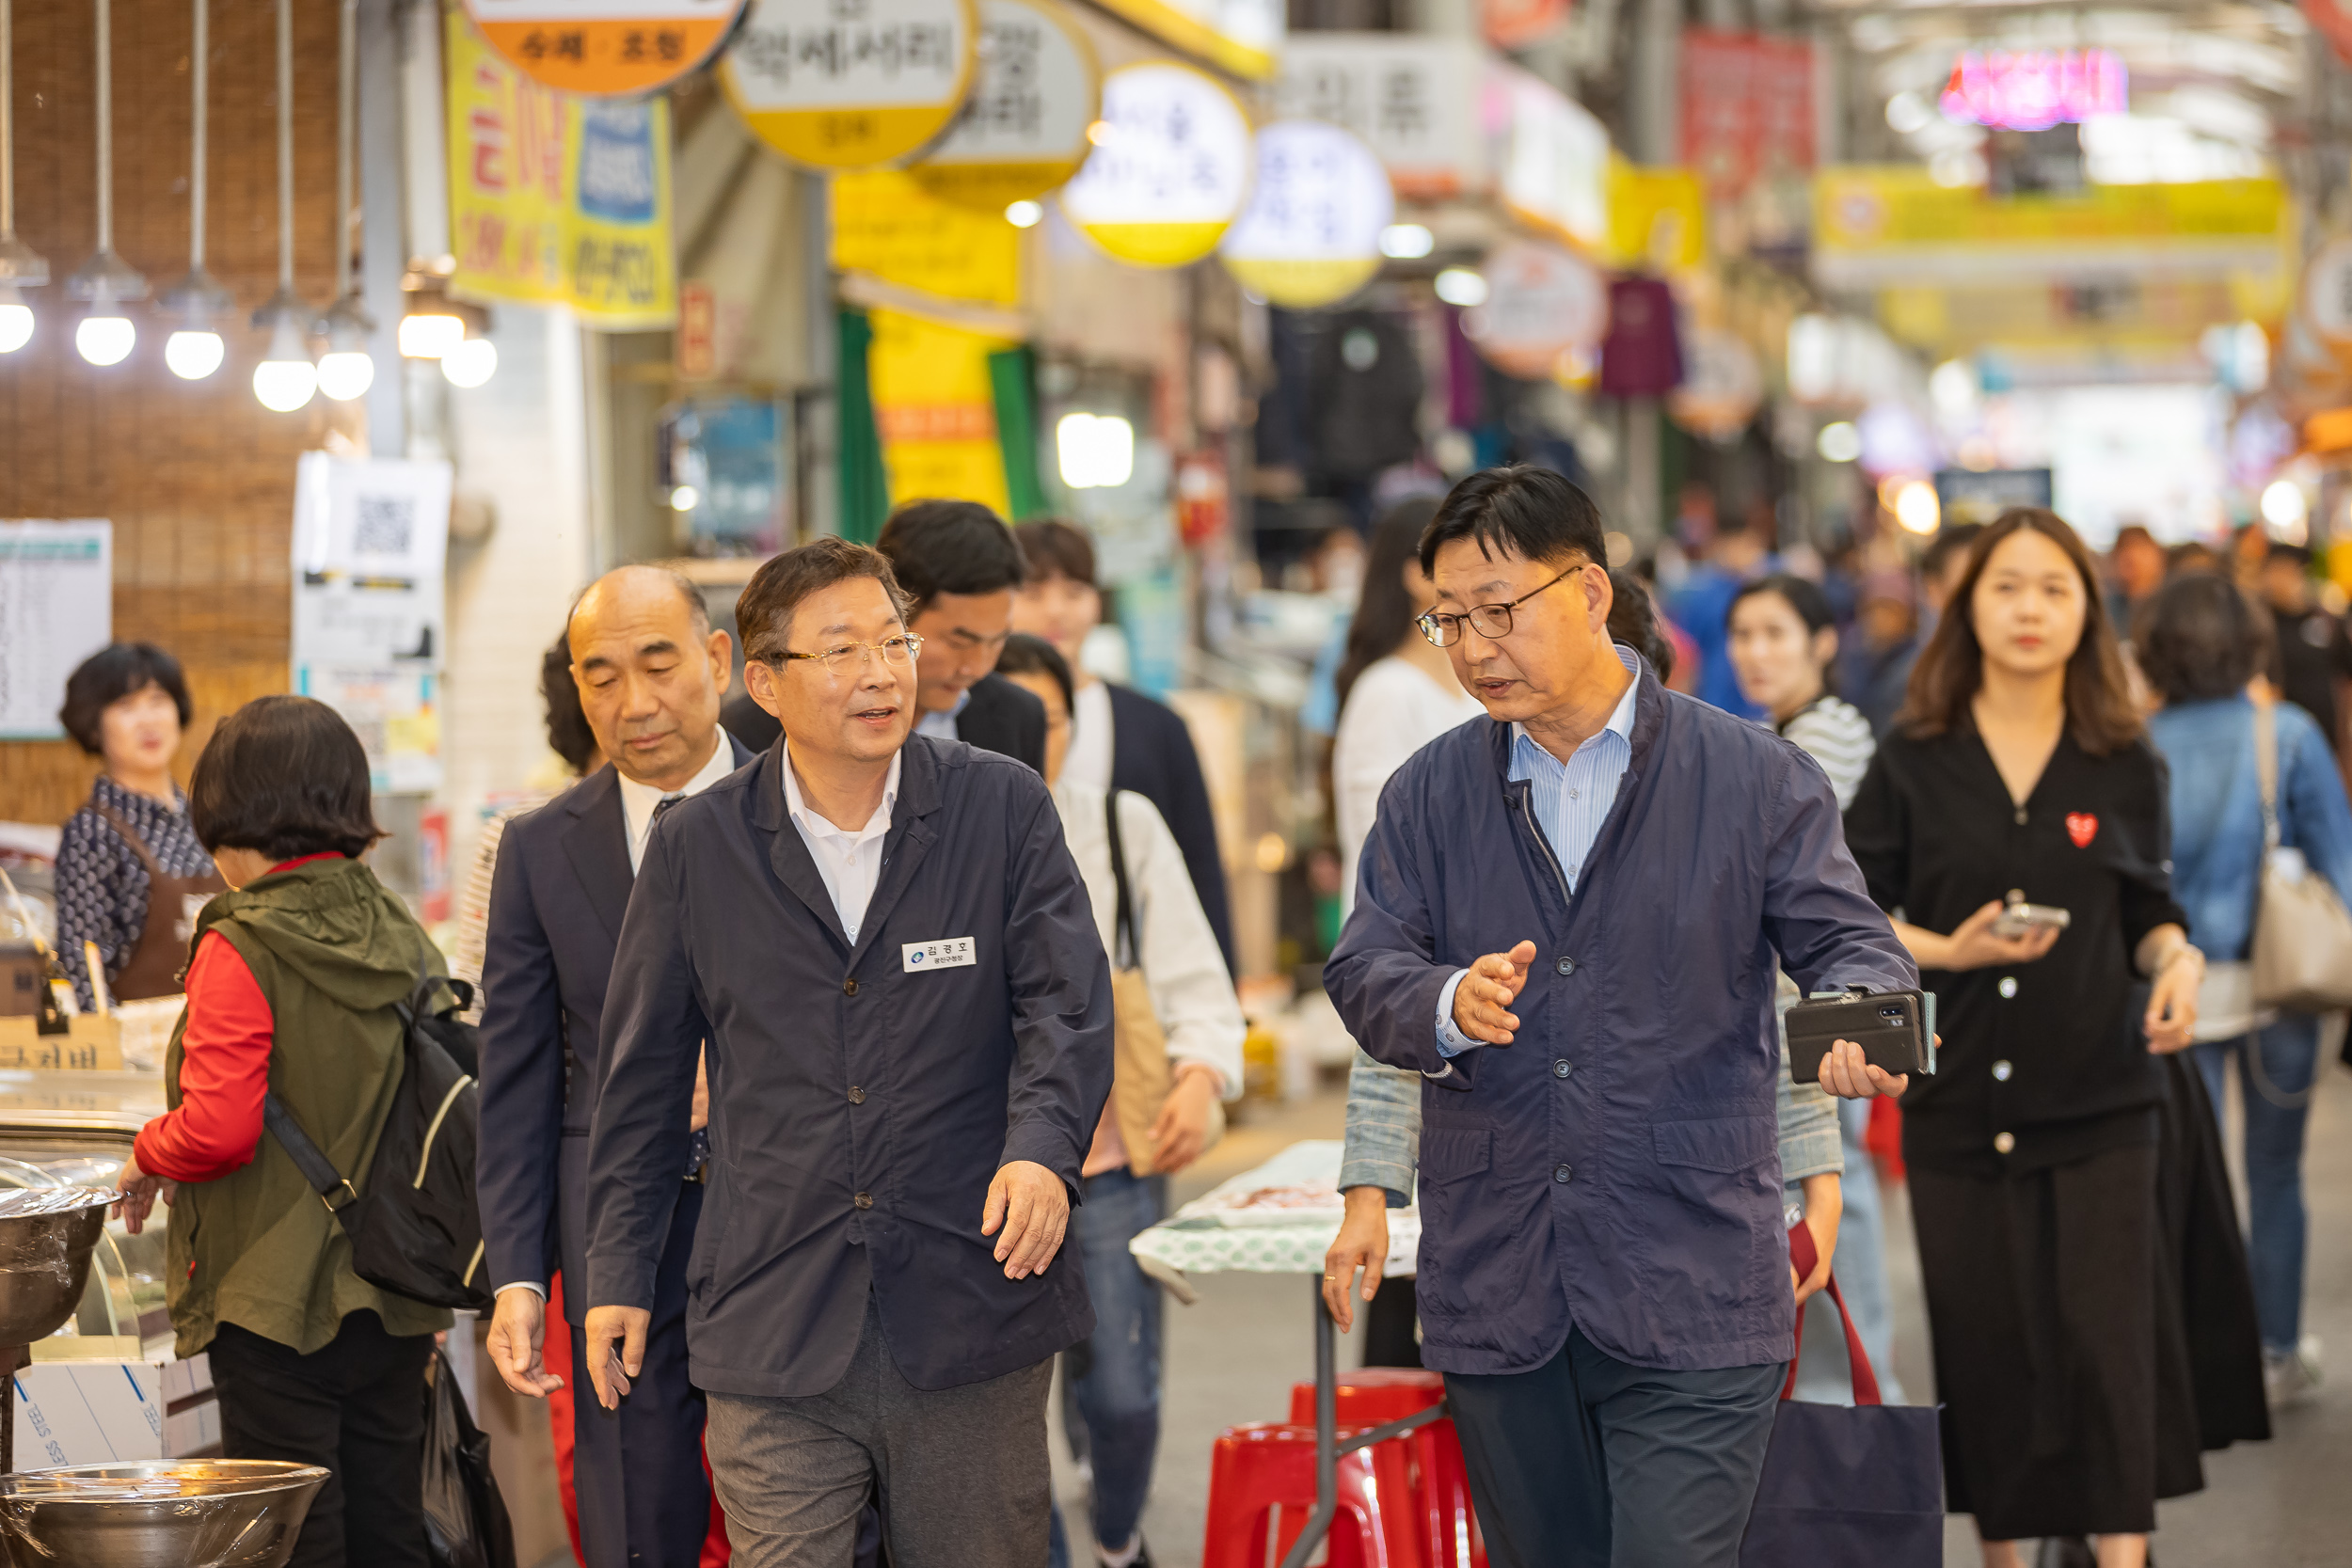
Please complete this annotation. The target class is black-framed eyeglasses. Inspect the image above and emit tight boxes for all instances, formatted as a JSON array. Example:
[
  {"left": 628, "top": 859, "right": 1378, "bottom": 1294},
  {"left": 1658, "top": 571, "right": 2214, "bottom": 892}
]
[
  {"left": 766, "top": 633, "right": 925, "bottom": 677},
  {"left": 1416, "top": 566, "right": 1581, "bottom": 648}
]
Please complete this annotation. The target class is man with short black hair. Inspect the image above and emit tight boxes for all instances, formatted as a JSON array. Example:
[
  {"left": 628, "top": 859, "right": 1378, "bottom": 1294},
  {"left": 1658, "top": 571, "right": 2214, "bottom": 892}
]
[
  {"left": 1326, "top": 466, "right": 1915, "bottom": 1568},
  {"left": 2263, "top": 541, "right": 2352, "bottom": 754},
  {"left": 587, "top": 537, "right": 1111, "bottom": 1568},
  {"left": 723, "top": 500, "right": 1047, "bottom": 772}
]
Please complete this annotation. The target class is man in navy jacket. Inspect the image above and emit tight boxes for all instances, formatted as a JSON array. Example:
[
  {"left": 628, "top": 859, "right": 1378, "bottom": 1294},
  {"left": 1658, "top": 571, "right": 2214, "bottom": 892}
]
[
  {"left": 478, "top": 565, "right": 752, "bottom": 1568},
  {"left": 584, "top": 537, "right": 1113, "bottom": 1568},
  {"left": 1325, "top": 467, "right": 1915, "bottom": 1568}
]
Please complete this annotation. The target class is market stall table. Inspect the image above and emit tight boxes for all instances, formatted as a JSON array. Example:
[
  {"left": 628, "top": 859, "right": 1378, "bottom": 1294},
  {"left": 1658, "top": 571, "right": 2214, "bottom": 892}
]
[{"left": 1130, "top": 1140, "right": 1442, "bottom": 1568}]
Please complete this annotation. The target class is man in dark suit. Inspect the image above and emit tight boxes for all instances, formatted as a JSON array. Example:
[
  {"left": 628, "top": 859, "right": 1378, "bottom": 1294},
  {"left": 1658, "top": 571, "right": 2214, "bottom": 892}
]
[
  {"left": 478, "top": 564, "right": 752, "bottom": 1568},
  {"left": 583, "top": 537, "right": 1112, "bottom": 1568},
  {"left": 1012, "top": 518, "right": 1234, "bottom": 970},
  {"left": 722, "top": 499, "right": 1047, "bottom": 774}
]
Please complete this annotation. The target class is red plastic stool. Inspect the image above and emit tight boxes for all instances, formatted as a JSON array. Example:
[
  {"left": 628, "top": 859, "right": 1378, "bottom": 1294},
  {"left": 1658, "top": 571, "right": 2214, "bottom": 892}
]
[
  {"left": 1202, "top": 1422, "right": 1425, "bottom": 1568},
  {"left": 1286, "top": 1374, "right": 1485, "bottom": 1568}
]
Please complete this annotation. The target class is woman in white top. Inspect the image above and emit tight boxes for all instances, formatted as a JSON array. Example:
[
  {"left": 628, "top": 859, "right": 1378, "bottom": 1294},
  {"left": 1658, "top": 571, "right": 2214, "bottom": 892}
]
[
  {"left": 1727, "top": 570, "right": 1901, "bottom": 1402},
  {"left": 996, "top": 634, "right": 1245, "bottom": 1568}
]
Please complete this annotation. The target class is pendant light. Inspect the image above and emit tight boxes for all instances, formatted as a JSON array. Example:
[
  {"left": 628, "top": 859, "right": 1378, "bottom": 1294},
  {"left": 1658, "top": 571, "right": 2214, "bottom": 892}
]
[
  {"left": 0, "top": 0, "right": 46, "bottom": 353},
  {"left": 251, "top": 0, "right": 314, "bottom": 411},
  {"left": 313, "top": 0, "right": 372, "bottom": 402},
  {"left": 157, "top": 0, "right": 229, "bottom": 380},
  {"left": 67, "top": 0, "right": 146, "bottom": 367}
]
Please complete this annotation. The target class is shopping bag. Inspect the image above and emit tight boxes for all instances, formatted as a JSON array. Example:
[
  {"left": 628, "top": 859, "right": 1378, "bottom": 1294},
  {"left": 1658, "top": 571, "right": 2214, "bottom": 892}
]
[
  {"left": 423, "top": 1348, "right": 518, "bottom": 1568},
  {"left": 1738, "top": 1222, "right": 1943, "bottom": 1567}
]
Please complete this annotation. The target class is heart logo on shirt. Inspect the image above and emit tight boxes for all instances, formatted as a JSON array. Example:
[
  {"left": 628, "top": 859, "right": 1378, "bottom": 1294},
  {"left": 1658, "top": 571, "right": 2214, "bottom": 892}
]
[{"left": 2066, "top": 813, "right": 2098, "bottom": 848}]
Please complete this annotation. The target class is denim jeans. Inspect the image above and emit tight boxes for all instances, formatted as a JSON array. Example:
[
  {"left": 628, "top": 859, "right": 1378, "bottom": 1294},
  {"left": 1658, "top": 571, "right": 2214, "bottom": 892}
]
[
  {"left": 2195, "top": 1014, "right": 2323, "bottom": 1354},
  {"left": 1049, "top": 1167, "right": 1165, "bottom": 1566}
]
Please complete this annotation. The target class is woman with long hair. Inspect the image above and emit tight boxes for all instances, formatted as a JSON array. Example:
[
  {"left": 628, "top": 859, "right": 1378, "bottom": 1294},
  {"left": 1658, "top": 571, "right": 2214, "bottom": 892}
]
[{"left": 1845, "top": 511, "right": 2207, "bottom": 1568}]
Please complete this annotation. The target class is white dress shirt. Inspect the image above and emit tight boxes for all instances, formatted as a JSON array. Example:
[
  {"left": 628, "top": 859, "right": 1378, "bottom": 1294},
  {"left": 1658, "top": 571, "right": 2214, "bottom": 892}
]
[
  {"left": 617, "top": 736, "right": 739, "bottom": 873},
  {"left": 783, "top": 747, "right": 901, "bottom": 944},
  {"left": 1063, "top": 679, "right": 1116, "bottom": 795},
  {"left": 1332, "top": 656, "right": 1485, "bottom": 919}
]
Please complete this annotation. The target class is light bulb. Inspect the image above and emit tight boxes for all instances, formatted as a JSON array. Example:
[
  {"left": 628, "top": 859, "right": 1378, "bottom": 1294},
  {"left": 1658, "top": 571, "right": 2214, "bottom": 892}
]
[
  {"left": 165, "top": 329, "right": 225, "bottom": 380},
  {"left": 670, "top": 485, "right": 700, "bottom": 512},
  {"left": 1893, "top": 480, "right": 1941, "bottom": 535},
  {"left": 317, "top": 349, "right": 375, "bottom": 401},
  {"left": 440, "top": 338, "right": 497, "bottom": 388},
  {"left": 75, "top": 311, "right": 135, "bottom": 366},
  {"left": 1005, "top": 200, "right": 1043, "bottom": 229},
  {"left": 0, "top": 303, "right": 32, "bottom": 354},
  {"left": 1816, "top": 421, "right": 1862, "bottom": 463},
  {"left": 1380, "top": 224, "right": 1435, "bottom": 259},
  {"left": 253, "top": 356, "right": 317, "bottom": 411},
  {"left": 399, "top": 309, "right": 466, "bottom": 359},
  {"left": 1434, "top": 268, "right": 1487, "bottom": 308}
]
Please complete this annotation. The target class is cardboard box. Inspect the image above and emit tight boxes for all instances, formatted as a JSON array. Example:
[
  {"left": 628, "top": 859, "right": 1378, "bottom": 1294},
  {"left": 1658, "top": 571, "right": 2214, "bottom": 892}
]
[
  {"left": 11, "top": 1353, "right": 215, "bottom": 1467},
  {"left": 0, "top": 1016, "right": 123, "bottom": 1072}
]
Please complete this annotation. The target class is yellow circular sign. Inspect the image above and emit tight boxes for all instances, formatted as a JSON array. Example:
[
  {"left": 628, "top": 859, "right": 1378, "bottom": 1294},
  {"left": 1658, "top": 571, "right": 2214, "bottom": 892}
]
[
  {"left": 463, "top": 0, "right": 749, "bottom": 96},
  {"left": 910, "top": 0, "right": 1100, "bottom": 211},
  {"left": 1219, "top": 121, "right": 1392, "bottom": 309},
  {"left": 1058, "top": 62, "right": 1252, "bottom": 269},
  {"left": 719, "top": 0, "right": 979, "bottom": 171}
]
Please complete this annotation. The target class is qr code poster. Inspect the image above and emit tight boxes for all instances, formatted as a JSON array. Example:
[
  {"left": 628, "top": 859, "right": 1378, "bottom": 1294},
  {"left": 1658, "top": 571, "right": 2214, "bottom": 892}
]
[{"left": 292, "top": 454, "right": 453, "bottom": 674}]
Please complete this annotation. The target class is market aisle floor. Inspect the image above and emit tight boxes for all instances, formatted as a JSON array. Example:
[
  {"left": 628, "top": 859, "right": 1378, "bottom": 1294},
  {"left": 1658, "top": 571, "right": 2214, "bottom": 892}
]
[{"left": 1066, "top": 1062, "right": 2352, "bottom": 1566}]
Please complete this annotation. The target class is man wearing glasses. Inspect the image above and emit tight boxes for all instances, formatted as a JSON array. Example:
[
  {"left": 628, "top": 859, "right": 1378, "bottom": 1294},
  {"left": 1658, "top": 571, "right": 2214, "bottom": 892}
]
[
  {"left": 584, "top": 537, "right": 1112, "bottom": 1568},
  {"left": 1324, "top": 467, "right": 1915, "bottom": 1568}
]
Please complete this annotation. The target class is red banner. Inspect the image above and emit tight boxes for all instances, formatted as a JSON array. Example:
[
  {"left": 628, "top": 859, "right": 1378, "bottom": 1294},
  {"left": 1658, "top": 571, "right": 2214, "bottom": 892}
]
[{"left": 1678, "top": 29, "right": 1815, "bottom": 206}]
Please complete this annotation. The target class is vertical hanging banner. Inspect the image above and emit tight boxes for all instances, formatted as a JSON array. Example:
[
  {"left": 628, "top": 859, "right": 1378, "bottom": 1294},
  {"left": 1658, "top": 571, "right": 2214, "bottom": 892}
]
[
  {"left": 1678, "top": 29, "right": 1816, "bottom": 208},
  {"left": 909, "top": 0, "right": 1101, "bottom": 211},
  {"left": 1218, "top": 120, "right": 1392, "bottom": 309},
  {"left": 719, "top": 0, "right": 979, "bottom": 170},
  {"left": 446, "top": 13, "right": 679, "bottom": 325},
  {"left": 1059, "top": 62, "right": 1254, "bottom": 268},
  {"left": 866, "top": 309, "right": 1017, "bottom": 515},
  {"left": 460, "top": 0, "right": 748, "bottom": 96}
]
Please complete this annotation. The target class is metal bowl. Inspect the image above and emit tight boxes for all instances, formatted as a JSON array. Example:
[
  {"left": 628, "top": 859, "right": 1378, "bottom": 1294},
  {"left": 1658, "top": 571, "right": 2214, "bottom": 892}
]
[
  {"left": 0, "top": 1460, "right": 329, "bottom": 1568},
  {"left": 0, "top": 1188, "right": 117, "bottom": 1348}
]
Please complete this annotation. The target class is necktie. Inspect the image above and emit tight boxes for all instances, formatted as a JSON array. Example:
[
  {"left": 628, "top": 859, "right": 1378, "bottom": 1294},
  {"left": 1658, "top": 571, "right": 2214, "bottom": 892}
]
[{"left": 651, "top": 792, "right": 684, "bottom": 822}]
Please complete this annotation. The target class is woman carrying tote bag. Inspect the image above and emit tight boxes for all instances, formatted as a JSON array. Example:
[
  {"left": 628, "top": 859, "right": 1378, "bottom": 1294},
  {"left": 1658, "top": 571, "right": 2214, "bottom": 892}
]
[{"left": 2141, "top": 573, "right": 2352, "bottom": 1404}]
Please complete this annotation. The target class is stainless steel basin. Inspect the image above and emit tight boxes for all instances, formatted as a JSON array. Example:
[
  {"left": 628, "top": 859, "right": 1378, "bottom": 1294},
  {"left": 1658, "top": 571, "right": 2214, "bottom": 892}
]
[
  {"left": 0, "top": 1460, "right": 328, "bottom": 1567},
  {"left": 0, "top": 1189, "right": 117, "bottom": 1349}
]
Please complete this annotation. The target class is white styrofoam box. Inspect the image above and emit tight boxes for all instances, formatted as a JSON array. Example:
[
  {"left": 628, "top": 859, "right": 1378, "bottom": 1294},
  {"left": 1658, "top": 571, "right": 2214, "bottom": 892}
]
[
  {"left": 159, "top": 1351, "right": 212, "bottom": 1404},
  {"left": 164, "top": 1399, "right": 220, "bottom": 1457},
  {"left": 12, "top": 1361, "right": 164, "bottom": 1468}
]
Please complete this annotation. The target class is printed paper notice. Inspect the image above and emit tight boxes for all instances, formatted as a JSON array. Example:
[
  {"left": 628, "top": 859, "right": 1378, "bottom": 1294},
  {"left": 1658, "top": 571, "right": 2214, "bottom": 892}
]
[{"left": 0, "top": 521, "right": 112, "bottom": 740}]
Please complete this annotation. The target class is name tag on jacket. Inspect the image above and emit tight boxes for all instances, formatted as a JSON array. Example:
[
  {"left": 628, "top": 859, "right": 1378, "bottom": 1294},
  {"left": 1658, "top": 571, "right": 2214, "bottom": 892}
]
[{"left": 902, "top": 939, "right": 976, "bottom": 972}]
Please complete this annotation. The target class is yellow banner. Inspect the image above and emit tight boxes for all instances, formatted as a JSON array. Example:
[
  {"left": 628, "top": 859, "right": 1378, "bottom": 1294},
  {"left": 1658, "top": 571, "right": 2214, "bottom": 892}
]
[
  {"left": 446, "top": 13, "right": 678, "bottom": 326},
  {"left": 1604, "top": 159, "right": 1705, "bottom": 271},
  {"left": 831, "top": 169, "right": 1022, "bottom": 307},
  {"left": 866, "top": 308, "right": 1014, "bottom": 514}
]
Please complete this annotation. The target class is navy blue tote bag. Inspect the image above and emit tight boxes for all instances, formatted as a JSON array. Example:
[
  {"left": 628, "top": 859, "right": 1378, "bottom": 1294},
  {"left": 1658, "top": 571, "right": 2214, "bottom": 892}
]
[{"left": 1740, "top": 1222, "right": 1944, "bottom": 1566}]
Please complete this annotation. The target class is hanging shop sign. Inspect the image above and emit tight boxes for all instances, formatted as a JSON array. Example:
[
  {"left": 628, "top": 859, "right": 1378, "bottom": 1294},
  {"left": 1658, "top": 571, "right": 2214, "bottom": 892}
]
[
  {"left": 1085, "top": 0, "right": 1282, "bottom": 81},
  {"left": 1490, "top": 66, "right": 1609, "bottom": 253},
  {"left": 718, "top": 0, "right": 979, "bottom": 170},
  {"left": 1059, "top": 62, "right": 1253, "bottom": 269},
  {"left": 867, "top": 307, "right": 1018, "bottom": 515},
  {"left": 446, "top": 15, "right": 678, "bottom": 325},
  {"left": 2303, "top": 235, "right": 2352, "bottom": 349},
  {"left": 0, "top": 521, "right": 110, "bottom": 740},
  {"left": 460, "top": 0, "right": 747, "bottom": 96},
  {"left": 1276, "top": 35, "right": 1484, "bottom": 201},
  {"left": 1464, "top": 239, "right": 1608, "bottom": 380},
  {"left": 1218, "top": 120, "right": 1392, "bottom": 309},
  {"left": 1940, "top": 49, "right": 2127, "bottom": 132},
  {"left": 1666, "top": 327, "right": 1763, "bottom": 438},
  {"left": 909, "top": 0, "right": 1099, "bottom": 211},
  {"left": 1678, "top": 29, "right": 1815, "bottom": 209},
  {"left": 1604, "top": 160, "right": 1705, "bottom": 271},
  {"left": 833, "top": 168, "right": 1022, "bottom": 306},
  {"left": 1481, "top": 0, "right": 1566, "bottom": 49}
]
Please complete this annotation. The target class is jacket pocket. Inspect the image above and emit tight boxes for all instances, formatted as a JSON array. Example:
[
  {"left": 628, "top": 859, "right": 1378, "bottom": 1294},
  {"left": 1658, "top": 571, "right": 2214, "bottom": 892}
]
[
  {"left": 1413, "top": 1128, "right": 1493, "bottom": 1321},
  {"left": 1418, "top": 1127, "right": 1491, "bottom": 1185},
  {"left": 1651, "top": 1115, "right": 1774, "bottom": 1174}
]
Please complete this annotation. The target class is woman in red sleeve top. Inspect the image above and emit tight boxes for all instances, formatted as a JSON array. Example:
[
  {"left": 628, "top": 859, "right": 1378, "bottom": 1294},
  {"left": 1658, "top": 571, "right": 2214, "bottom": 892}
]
[{"left": 114, "top": 696, "right": 452, "bottom": 1568}]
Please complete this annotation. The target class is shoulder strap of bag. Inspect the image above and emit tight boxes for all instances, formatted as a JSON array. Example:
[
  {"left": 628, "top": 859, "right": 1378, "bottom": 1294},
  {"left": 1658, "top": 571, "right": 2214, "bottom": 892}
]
[
  {"left": 1104, "top": 790, "right": 1137, "bottom": 971},
  {"left": 2254, "top": 699, "right": 2282, "bottom": 854},
  {"left": 264, "top": 1091, "right": 359, "bottom": 1216}
]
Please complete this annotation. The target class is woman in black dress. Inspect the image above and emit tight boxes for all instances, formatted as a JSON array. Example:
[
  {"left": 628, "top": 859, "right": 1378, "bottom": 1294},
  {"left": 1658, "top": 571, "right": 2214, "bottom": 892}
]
[{"left": 1844, "top": 510, "right": 2204, "bottom": 1568}]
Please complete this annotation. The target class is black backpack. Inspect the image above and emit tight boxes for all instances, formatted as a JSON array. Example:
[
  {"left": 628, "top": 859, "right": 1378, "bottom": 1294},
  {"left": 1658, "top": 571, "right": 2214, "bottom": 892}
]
[{"left": 265, "top": 971, "right": 495, "bottom": 1314}]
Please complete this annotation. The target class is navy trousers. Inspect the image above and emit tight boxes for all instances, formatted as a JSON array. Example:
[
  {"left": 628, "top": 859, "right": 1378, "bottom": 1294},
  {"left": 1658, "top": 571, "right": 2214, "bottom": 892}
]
[
  {"left": 1443, "top": 1326, "right": 1784, "bottom": 1568},
  {"left": 570, "top": 1180, "right": 712, "bottom": 1568}
]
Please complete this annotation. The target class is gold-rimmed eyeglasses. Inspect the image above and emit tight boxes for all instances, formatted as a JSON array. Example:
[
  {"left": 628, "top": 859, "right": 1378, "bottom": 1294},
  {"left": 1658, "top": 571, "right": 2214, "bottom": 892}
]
[
  {"left": 768, "top": 633, "right": 925, "bottom": 677},
  {"left": 1416, "top": 565, "right": 1580, "bottom": 648}
]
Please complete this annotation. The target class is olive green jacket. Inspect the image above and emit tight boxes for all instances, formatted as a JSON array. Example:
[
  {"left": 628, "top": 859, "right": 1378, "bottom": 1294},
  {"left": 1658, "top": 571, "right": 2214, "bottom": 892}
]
[{"left": 163, "top": 855, "right": 453, "bottom": 1355}]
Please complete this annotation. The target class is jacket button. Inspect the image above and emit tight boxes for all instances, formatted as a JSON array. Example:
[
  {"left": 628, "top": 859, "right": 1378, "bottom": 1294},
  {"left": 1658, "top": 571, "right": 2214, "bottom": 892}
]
[
  {"left": 853, "top": 1191, "right": 874, "bottom": 1210},
  {"left": 2013, "top": 808, "right": 2027, "bottom": 826},
  {"left": 1553, "top": 1164, "right": 1573, "bottom": 1183},
  {"left": 848, "top": 1085, "right": 866, "bottom": 1104},
  {"left": 1552, "top": 1059, "right": 1573, "bottom": 1079},
  {"left": 1994, "top": 1132, "right": 2016, "bottom": 1155},
  {"left": 1992, "top": 1060, "right": 2012, "bottom": 1083},
  {"left": 1996, "top": 976, "right": 2017, "bottom": 999},
  {"left": 844, "top": 978, "right": 859, "bottom": 997},
  {"left": 1556, "top": 957, "right": 1576, "bottom": 975}
]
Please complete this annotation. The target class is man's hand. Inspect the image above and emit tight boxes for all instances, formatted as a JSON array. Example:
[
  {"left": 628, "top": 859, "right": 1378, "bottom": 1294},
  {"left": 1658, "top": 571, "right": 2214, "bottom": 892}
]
[
  {"left": 1452, "top": 941, "right": 1539, "bottom": 1046},
  {"left": 581, "top": 1305, "right": 650, "bottom": 1412},
  {"left": 1323, "top": 1186, "right": 1391, "bottom": 1331},
  {"left": 1791, "top": 1175, "right": 1841, "bottom": 1307},
  {"left": 1147, "top": 1066, "right": 1220, "bottom": 1174},
  {"left": 112, "top": 1157, "right": 176, "bottom": 1236},
  {"left": 1817, "top": 1037, "right": 1911, "bottom": 1101},
  {"left": 485, "top": 1287, "right": 564, "bottom": 1398},
  {"left": 981, "top": 1160, "right": 1070, "bottom": 1280}
]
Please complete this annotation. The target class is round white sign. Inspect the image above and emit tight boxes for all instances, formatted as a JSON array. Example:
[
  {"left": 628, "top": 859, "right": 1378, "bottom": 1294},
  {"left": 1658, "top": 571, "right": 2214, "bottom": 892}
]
[
  {"left": 1219, "top": 119, "right": 1393, "bottom": 308},
  {"left": 1059, "top": 62, "right": 1253, "bottom": 268},
  {"left": 912, "top": 0, "right": 1100, "bottom": 209},
  {"left": 1464, "top": 239, "right": 1608, "bottom": 379},
  {"left": 719, "top": 0, "right": 978, "bottom": 170}
]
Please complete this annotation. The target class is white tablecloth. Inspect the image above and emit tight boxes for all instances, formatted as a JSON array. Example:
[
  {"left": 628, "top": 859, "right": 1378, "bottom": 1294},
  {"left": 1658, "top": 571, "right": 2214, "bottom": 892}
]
[{"left": 1128, "top": 1139, "right": 1419, "bottom": 1304}]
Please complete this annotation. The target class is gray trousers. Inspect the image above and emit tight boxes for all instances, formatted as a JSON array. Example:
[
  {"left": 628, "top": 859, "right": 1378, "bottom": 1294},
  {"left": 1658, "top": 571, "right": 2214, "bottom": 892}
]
[{"left": 704, "top": 1300, "right": 1055, "bottom": 1568}]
